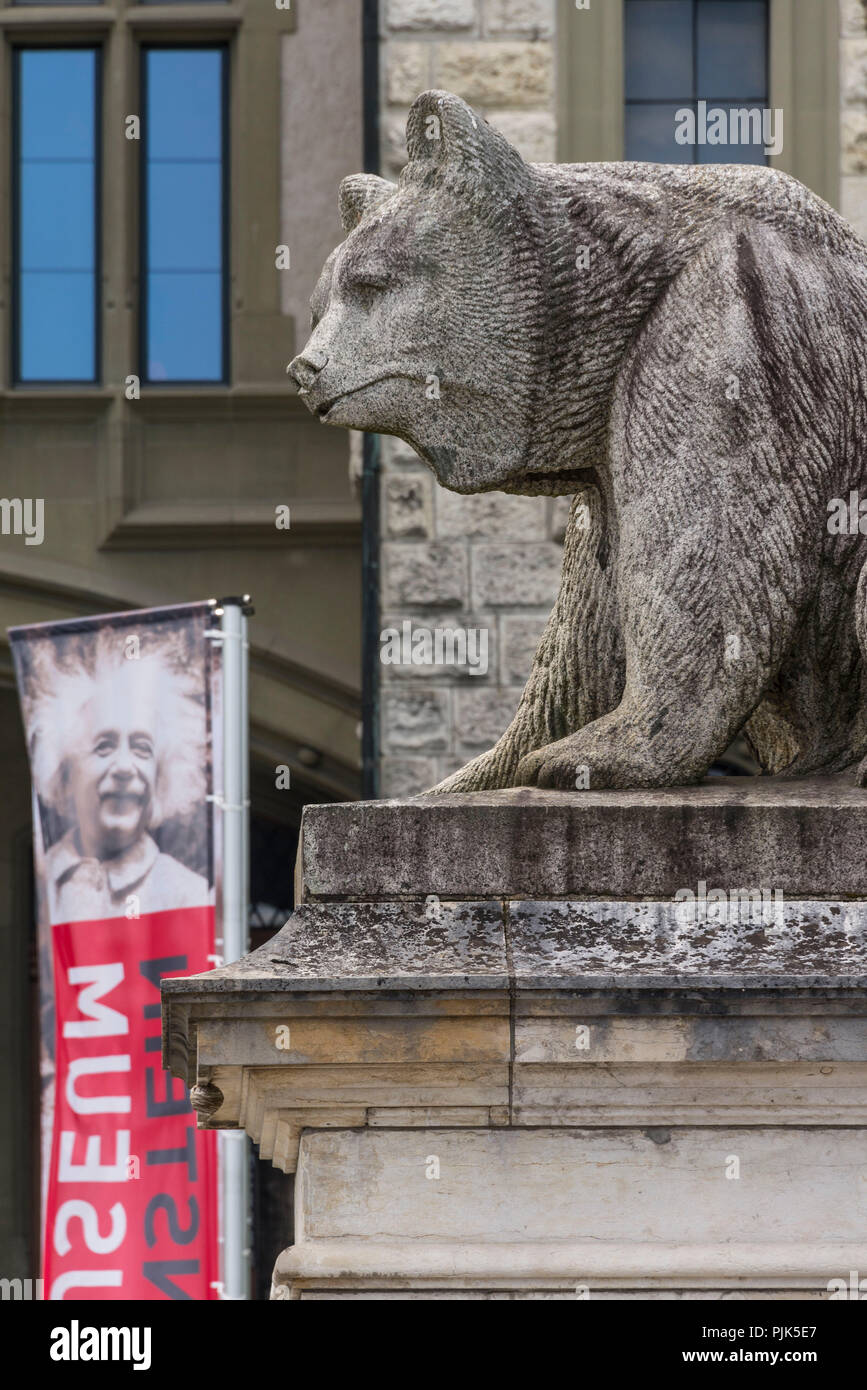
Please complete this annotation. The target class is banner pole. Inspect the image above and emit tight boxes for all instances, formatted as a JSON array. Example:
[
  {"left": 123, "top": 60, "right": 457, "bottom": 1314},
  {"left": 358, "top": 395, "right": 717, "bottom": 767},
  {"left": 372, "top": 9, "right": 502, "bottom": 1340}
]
[{"left": 218, "top": 595, "right": 252, "bottom": 1300}]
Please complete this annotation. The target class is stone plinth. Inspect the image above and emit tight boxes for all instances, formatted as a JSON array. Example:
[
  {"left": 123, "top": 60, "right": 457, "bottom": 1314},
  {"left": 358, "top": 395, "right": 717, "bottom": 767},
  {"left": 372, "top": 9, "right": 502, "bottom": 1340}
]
[
  {"left": 298, "top": 778, "right": 867, "bottom": 899},
  {"left": 162, "top": 782, "right": 867, "bottom": 1300}
]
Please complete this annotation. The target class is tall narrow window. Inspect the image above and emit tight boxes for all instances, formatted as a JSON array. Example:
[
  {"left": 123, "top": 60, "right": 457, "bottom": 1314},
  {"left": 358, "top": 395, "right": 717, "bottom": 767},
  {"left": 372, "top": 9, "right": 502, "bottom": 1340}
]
[
  {"left": 142, "top": 47, "right": 227, "bottom": 384},
  {"left": 14, "top": 48, "right": 99, "bottom": 383},
  {"left": 625, "top": 0, "right": 769, "bottom": 165}
]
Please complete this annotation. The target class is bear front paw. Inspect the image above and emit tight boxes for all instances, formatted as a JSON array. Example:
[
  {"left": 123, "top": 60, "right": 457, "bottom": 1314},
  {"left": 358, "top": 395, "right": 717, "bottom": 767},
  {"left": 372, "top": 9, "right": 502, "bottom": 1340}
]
[
  {"left": 514, "top": 728, "right": 681, "bottom": 791},
  {"left": 515, "top": 739, "right": 592, "bottom": 790}
]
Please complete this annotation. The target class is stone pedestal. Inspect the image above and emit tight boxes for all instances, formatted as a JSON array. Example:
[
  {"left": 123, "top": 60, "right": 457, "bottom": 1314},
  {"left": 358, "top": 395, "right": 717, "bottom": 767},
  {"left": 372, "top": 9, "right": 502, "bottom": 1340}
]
[{"left": 162, "top": 781, "right": 867, "bottom": 1300}]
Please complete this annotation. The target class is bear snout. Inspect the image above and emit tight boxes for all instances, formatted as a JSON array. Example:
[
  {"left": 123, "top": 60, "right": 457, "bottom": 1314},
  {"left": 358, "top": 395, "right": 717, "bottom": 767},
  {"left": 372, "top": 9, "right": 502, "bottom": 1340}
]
[{"left": 286, "top": 352, "right": 329, "bottom": 394}]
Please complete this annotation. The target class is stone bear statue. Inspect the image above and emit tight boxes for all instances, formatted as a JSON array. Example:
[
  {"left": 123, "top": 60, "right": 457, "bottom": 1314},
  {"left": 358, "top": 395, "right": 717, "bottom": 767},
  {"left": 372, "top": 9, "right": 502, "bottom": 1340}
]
[{"left": 289, "top": 90, "right": 867, "bottom": 791}]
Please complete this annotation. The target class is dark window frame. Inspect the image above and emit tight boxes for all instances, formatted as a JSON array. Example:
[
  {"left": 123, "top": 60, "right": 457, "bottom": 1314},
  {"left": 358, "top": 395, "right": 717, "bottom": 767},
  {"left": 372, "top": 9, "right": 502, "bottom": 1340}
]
[
  {"left": 139, "top": 40, "right": 230, "bottom": 387},
  {"left": 11, "top": 41, "right": 102, "bottom": 386},
  {"left": 624, "top": 0, "right": 770, "bottom": 165}
]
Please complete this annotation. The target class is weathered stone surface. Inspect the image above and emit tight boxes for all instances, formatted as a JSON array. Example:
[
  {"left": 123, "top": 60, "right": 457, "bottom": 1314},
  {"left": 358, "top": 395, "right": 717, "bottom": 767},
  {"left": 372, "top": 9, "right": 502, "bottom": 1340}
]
[
  {"left": 383, "top": 541, "right": 467, "bottom": 607},
  {"left": 289, "top": 90, "right": 867, "bottom": 793},
  {"left": 291, "top": 1290, "right": 831, "bottom": 1301},
  {"left": 381, "top": 111, "right": 413, "bottom": 179},
  {"left": 842, "top": 108, "right": 867, "bottom": 175},
  {"left": 298, "top": 778, "right": 867, "bottom": 900},
  {"left": 842, "top": 24, "right": 867, "bottom": 247},
  {"left": 385, "top": 43, "right": 430, "bottom": 104},
  {"left": 289, "top": 1126, "right": 865, "bottom": 1244},
  {"left": 380, "top": 756, "right": 439, "bottom": 798},
  {"left": 547, "top": 494, "right": 573, "bottom": 541},
  {"left": 435, "top": 755, "right": 474, "bottom": 783},
  {"left": 163, "top": 893, "right": 867, "bottom": 1001},
  {"left": 435, "top": 488, "right": 544, "bottom": 540},
  {"left": 471, "top": 542, "right": 561, "bottom": 607},
  {"left": 382, "top": 434, "right": 424, "bottom": 468},
  {"left": 384, "top": 474, "right": 433, "bottom": 538},
  {"left": 500, "top": 613, "right": 547, "bottom": 683},
  {"left": 381, "top": 688, "right": 451, "bottom": 751},
  {"left": 485, "top": 108, "right": 556, "bottom": 162},
  {"left": 842, "top": 37, "right": 867, "bottom": 108},
  {"left": 163, "top": 900, "right": 867, "bottom": 1153},
  {"left": 514, "top": 1018, "right": 867, "bottom": 1069},
  {"left": 387, "top": 0, "right": 476, "bottom": 31},
  {"left": 435, "top": 43, "right": 552, "bottom": 105},
  {"left": 185, "top": 901, "right": 506, "bottom": 991},
  {"left": 842, "top": 0, "right": 867, "bottom": 39},
  {"left": 483, "top": 0, "right": 554, "bottom": 40},
  {"left": 165, "top": 953, "right": 867, "bottom": 1180},
  {"left": 270, "top": 1127, "right": 867, "bottom": 1296},
  {"left": 509, "top": 899, "right": 867, "bottom": 990},
  {"left": 841, "top": 174, "right": 867, "bottom": 236},
  {"left": 164, "top": 899, "right": 867, "bottom": 1006},
  {"left": 454, "top": 686, "right": 521, "bottom": 748}
]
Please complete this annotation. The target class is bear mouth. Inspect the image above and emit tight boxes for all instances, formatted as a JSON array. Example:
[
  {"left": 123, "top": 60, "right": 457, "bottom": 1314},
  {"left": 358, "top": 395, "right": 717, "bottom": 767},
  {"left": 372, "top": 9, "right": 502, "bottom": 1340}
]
[
  {"left": 506, "top": 466, "right": 598, "bottom": 496},
  {"left": 313, "top": 372, "right": 410, "bottom": 420}
]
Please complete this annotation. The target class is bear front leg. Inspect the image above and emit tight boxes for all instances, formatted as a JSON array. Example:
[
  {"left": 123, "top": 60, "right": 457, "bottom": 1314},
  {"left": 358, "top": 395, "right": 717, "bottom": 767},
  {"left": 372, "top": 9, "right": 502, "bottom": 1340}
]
[
  {"left": 427, "top": 486, "right": 623, "bottom": 793},
  {"left": 514, "top": 609, "right": 758, "bottom": 790},
  {"left": 514, "top": 504, "right": 810, "bottom": 790},
  {"left": 514, "top": 700, "right": 720, "bottom": 789}
]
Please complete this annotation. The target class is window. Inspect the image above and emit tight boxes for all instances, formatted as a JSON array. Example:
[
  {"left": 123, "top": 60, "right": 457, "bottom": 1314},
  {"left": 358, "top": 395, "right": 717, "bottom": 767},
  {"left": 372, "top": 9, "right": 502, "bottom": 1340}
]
[
  {"left": 14, "top": 48, "right": 99, "bottom": 384},
  {"left": 625, "top": 0, "right": 768, "bottom": 164},
  {"left": 142, "top": 47, "right": 227, "bottom": 384}
]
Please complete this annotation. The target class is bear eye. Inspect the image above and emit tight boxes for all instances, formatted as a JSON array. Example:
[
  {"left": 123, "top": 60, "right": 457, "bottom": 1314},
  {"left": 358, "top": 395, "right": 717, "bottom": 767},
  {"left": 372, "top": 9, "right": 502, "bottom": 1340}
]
[{"left": 351, "top": 272, "right": 391, "bottom": 294}]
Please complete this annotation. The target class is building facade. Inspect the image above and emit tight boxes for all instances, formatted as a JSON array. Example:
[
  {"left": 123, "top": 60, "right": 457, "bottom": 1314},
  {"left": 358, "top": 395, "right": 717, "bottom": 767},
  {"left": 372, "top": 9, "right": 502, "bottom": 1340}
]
[
  {"left": 1, "top": 0, "right": 865, "bottom": 1296},
  {"left": 0, "top": 0, "right": 367, "bottom": 1294}
]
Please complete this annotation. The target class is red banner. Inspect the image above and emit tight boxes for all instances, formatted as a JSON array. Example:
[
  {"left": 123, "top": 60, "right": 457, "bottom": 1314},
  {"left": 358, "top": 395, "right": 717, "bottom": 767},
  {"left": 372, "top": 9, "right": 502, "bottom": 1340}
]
[
  {"left": 9, "top": 603, "right": 221, "bottom": 1300},
  {"left": 46, "top": 908, "right": 218, "bottom": 1300}
]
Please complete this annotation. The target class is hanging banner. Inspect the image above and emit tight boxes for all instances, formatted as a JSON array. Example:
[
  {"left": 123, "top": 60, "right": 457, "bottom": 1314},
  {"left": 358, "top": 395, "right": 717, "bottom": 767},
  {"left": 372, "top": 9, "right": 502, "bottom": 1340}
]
[{"left": 9, "top": 602, "right": 221, "bottom": 1301}]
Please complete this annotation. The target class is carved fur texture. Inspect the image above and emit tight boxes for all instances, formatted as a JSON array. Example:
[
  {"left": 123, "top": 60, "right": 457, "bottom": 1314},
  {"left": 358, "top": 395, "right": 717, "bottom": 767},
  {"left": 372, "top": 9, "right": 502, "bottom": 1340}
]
[{"left": 289, "top": 91, "right": 867, "bottom": 791}]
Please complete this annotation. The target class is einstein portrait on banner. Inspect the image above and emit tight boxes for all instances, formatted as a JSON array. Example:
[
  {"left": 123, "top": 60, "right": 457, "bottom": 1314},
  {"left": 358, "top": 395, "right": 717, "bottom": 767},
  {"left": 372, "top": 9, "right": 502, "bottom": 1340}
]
[{"left": 15, "top": 611, "right": 214, "bottom": 926}]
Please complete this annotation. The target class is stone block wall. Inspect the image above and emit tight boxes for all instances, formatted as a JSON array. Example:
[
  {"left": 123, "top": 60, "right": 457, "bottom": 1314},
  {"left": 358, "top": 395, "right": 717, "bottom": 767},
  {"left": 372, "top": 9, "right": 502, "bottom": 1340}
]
[
  {"left": 841, "top": 0, "right": 867, "bottom": 238},
  {"left": 377, "top": 0, "right": 559, "bottom": 797}
]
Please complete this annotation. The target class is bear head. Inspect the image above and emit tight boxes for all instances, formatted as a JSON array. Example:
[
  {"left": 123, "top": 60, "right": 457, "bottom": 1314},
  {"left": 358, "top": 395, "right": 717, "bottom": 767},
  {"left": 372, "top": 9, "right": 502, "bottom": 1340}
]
[{"left": 288, "top": 91, "right": 557, "bottom": 494}]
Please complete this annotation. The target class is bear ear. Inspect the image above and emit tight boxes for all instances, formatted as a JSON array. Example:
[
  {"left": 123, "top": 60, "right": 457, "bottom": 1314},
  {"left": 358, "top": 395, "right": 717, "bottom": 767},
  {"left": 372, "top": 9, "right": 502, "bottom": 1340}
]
[
  {"left": 339, "top": 174, "right": 397, "bottom": 234},
  {"left": 405, "top": 89, "right": 530, "bottom": 198}
]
